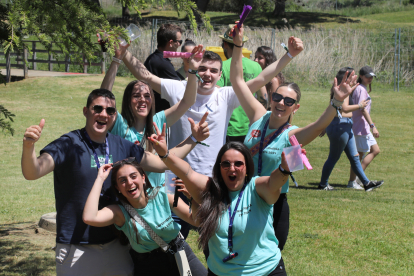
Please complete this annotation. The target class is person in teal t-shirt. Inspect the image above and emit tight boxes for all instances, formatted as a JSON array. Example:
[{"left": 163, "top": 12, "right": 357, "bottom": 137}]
[
  {"left": 217, "top": 24, "right": 266, "bottom": 143},
  {"left": 100, "top": 42, "right": 207, "bottom": 239},
  {"left": 231, "top": 24, "right": 368, "bottom": 268},
  {"left": 83, "top": 159, "right": 207, "bottom": 276}
]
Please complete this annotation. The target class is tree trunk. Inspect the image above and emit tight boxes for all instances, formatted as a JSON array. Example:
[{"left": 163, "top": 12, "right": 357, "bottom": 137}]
[
  {"left": 122, "top": 6, "right": 130, "bottom": 17},
  {"left": 273, "top": 0, "right": 286, "bottom": 17},
  {"left": 194, "top": 0, "right": 210, "bottom": 13}
]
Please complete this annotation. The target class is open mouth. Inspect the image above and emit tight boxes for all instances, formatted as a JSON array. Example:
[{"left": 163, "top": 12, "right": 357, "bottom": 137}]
[
  {"left": 97, "top": 120, "right": 107, "bottom": 126},
  {"left": 228, "top": 175, "right": 237, "bottom": 181},
  {"left": 128, "top": 187, "right": 137, "bottom": 194},
  {"left": 137, "top": 104, "right": 147, "bottom": 110}
]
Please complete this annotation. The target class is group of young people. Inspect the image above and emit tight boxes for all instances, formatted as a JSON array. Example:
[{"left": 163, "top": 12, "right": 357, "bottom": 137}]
[{"left": 22, "top": 23, "right": 383, "bottom": 276}]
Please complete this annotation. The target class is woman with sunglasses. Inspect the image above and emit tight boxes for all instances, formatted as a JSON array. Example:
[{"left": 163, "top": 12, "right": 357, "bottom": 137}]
[
  {"left": 146, "top": 123, "right": 292, "bottom": 275},
  {"left": 100, "top": 43, "right": 205, "bottom": 238},
  {"left": 254, "top": 46, "right": 285, "bottom": 109},
  {"left": 318, "top": 67, "right": 383, "bottom": 191},
  {"left": 83, "top": 155, "right": 208, "bottom": 276}
]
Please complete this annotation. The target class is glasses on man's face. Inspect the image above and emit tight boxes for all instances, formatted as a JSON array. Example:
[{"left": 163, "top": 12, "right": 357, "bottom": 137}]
[
  {"left": 92, "top": 105, "right": 116, "bottom": 116},
  {"left": 174, "top": 39, "right": 183, "bottom": 45},
  {"left": 272, "top": 93, "right": 297, "bottom": 107},
  {"left": 220, "top": 160, "right": 245, "bottom": 170},
  {"left": 113, "top": 157, "right": 136, "bottom": 168}
]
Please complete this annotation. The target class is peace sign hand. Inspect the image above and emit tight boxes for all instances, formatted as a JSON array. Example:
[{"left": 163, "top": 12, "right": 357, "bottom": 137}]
[
  {"left": 188, "top": 112, "right": 210, "bottom": 142},
  {"left": 148, "top": 123, "right": 168, "bottom": 156}
]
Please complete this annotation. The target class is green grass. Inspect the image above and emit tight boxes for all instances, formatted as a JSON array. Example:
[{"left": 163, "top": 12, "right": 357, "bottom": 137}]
[{"left": 0, "top": 76, "right": 414, "bottom": 275}]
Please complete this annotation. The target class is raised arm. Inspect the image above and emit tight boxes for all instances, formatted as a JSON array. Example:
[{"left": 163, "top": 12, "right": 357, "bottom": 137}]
[
  {"left": 100, "top": 43, "right": 130, "bottom": 91},
  {"left": 164, "top": 45, "right": 204, "bottom": 127},
  {"left": 255, "top": 152, "right": 290, "bottom": 205},
  {"left": 230, "top": 24, "right": 267, "bottom": 125},
  {"left": 21, "top": 119, "right": 55, "bottom": 180},
  {"left": 122, "top": 50, "right": 162, "bottom": 93},
  {"left": 83, "top": 164, "right": 125, "bottom": 227},
  {"left": 246, "top": 36, "right": 303, "bottom": 95},
  {"left": 291, "top": 71, "right": 359, "bottom": 146}
]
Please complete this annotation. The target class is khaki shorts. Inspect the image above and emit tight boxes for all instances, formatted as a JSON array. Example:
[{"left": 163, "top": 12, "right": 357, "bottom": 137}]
[
  {"left": 55, "top": 238, "right": 133, "bottom": 276},
  {"left": 355, "top": 133, "right": 377, "bottom": 153}
]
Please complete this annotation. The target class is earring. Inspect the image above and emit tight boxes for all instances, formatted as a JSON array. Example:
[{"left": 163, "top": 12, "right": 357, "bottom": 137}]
[
  {"left": 118, "top": 191, "right": 121, "bottom": 193},
  {"left": 246, "top": 174, "right": 247, "bottom": 176},
  {"left": 293, "top": 111, "right": 296, "bottom": 114}
]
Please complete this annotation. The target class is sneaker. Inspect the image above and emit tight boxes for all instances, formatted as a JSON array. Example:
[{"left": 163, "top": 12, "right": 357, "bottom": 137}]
[
  {"left": 317, "top": 184, "right": 334, "bottom": 190},
  {"left": 364, "top": 180, "right": 384, "bottom": 192},
  {"left": 355, "top": 176, "right": 363, "bottom": 187},
  {"left": 347, "top": 181, "right": 364, "bottom": 190}
]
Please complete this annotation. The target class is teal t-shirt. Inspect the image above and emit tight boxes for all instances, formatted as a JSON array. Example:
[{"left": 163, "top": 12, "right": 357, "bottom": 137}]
[
  {"left": 207, "top": 176, "right": 281, "bottom": 276},
  {"left": 217, "top": 57, "right": 262, "bottom": 137},
  {"left": 110, "top": 111, "right": 167, "bottom": 187},
  {"left": 244, "top": 112, "right": 298, "bottom": 194},
  {"left": 115, "top": 186, "right": 180, "bottom": 253}
]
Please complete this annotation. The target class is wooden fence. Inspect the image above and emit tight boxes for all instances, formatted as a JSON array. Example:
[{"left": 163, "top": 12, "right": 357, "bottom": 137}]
[{"left": 0, "top": 41, "right": 106, "bottom": 82}]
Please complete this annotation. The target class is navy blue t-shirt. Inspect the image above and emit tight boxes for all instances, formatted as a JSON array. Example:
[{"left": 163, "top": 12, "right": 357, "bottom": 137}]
[{"left": 40, "top": 129, "right": 144, "bottom": 244}]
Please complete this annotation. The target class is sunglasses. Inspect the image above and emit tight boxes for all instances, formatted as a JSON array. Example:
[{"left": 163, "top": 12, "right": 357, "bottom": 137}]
[
  {"left": 220, "top": 160, "right": 245, "bottom": 170},
  {"left": 272, "top": 93, "right": 297, "bottom": 107},
  {"left": 92, "top": 105, "right": 116, "bottom": 116},
  {"left": 173, "top": 39, "right": 183, "bottom": 45},
  {"left": 113, "top": 157, "right": 136, "bottom": 168}
]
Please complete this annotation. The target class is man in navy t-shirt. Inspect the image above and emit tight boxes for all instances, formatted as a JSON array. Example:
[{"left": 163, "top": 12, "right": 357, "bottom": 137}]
[{"left": 21, "top": 89, "right": 205, "bottom": 275}]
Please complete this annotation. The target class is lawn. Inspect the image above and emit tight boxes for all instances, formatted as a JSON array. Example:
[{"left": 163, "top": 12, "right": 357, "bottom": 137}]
[{"left": 0, "top": 75, "right": 413, "bottom": 275}]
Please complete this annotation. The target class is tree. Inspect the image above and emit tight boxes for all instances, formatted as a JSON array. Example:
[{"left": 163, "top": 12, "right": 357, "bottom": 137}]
[
  {"left": 0, "top": 0, "right": 211, "bottom": 64},
  {"left": 0, "top": 105, "right": 15, "bottom": 136},
  {"left": 273, "top": 0, "right": 286, "bottom": 17}
]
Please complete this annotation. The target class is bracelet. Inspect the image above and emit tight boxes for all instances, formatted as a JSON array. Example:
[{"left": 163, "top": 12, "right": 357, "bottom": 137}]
[
  {"left": 190, "top": 134, "right": 210, "bottom": 147},
  {"left": 370, "top": 123, "right": 375, "bottom": 129},
  {"left": 281, "top": 43, "right": 293, "bottom": 59},
  {"left": 158, "top": 150, "right": 169, "bottom": 159},
  {"left": 234, "top": 43, "right": 243, "bottom": 48},
  {"left": 279, "top": 164, "right": 292, "bottom": 175},
  {"left": 188, "top": 69, "right": 197, "bottom": 74},
  {"left": 359, "top": 103, "right": 363, "bottom": 110},
  {"left": 287, "top": 52, "right": 293, "bottom": 59},
  {"left": 112, "top": 57, "right": 122, "bottom": 64}
]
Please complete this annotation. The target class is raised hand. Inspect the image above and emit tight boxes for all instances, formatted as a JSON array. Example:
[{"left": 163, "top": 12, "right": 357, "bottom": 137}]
[
  {"left": 231, "top": 21, "right": 244, "bottom": 47},
  {"left": 333, "top": 71, "right": 359, "bottom": 102},
  {"left": 98, "top": 164, "right": 113, "bottom": 182},
  {"left": 23, "top": 119, "right": 45, "bottom": 147},
  {"left": 188, "top": 112, "right": 210, "bottom": 142},
  {"left": 287, "top": 36, "right": 304, "bottom": 58},
  {"left": 188, "top": 44, "right": 205, "bottom": 71},
  {"left": 148, "top": 123, "right": 168, "bottom": 156},
  {"left": 173, "top": 178, "right": 192, "bottom": 199}
]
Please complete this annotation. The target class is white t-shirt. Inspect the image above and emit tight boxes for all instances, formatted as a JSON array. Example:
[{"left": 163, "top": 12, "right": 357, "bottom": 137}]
[{"left": 161, "top": 79, "right": 240, "bottom": 176}]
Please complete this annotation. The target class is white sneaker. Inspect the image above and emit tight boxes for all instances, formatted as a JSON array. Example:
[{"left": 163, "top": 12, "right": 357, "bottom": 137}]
[
  {"left": 347, "top": 181, "right": 364, "bottom": 190},
  {"left": 355, "top": 176, "right": 363, "bottom": 187}
]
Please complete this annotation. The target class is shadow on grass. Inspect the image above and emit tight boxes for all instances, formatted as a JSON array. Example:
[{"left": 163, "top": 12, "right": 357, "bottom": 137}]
[
  {"left": 0, "top": 222, "right": 55, "bottom": 276},
  {"left": 294, "top": 182, "right": 347, "bottom": 190}
]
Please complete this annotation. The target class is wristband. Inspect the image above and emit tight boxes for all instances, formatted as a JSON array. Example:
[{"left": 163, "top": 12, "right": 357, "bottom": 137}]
[
  {"left": 331, "top": 97, "right": 344, "bottom": 107},
  {"left": 359, "top": 103, "right": 363, "bottom": 110},
  {"left": 234, "top": 43, "right": 243, "bottom": 48},
  {"left": 188, "top": 69, "right": 198, "bottom": 74},
  {"left": 287, "top": 52, "right": 293, "bottom": 59},
  {"left": 279, "top": 164, "right": 292, "bottom": 175},
  {"left": 281, "top": 43, "right": 293, "bottom": 59},
  {"left": 190, "top": 134, "right": 210, "bottom": 147},
  {"left": 159, "top": 150, "right": 169, "bottom": 159},
  {"left": 370, "top": 123, "right": 375, "bottom": 129},
  {"left": 112, "top": 57, "right": 122, "bottom": 64}
]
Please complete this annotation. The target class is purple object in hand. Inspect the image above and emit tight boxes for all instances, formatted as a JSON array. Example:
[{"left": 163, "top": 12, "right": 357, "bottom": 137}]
[
  {"left": 163, "top": 51, "right": 204, "bottom": 59},
  {"left": 232, "top": 5, "right": 252, "bottom": 37}
]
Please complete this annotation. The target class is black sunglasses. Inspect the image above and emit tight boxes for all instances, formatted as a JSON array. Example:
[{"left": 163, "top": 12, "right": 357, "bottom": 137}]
[
  {"left": 92, "top": 105, "right": 116, "bottom": 116},
  {"left": 220, "top": 160, "right": 245, "bottom": 170},
  {"left": 272, "top": 93, "right": 297, "bottom": 107},
  {"left": 113, "top": 157, "right": 136, "bottom": 168},
  {"left": 173, "top": 39, "right": 183, "bottom": 45}
]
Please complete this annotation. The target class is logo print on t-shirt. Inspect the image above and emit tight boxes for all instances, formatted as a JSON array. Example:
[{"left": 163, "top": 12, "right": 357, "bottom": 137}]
[
  {"left": 248, "top": 129, "right": 261, "bottom": 142},
  {"left": 90, "top": 155, "right": 113, "bottom": 168}
]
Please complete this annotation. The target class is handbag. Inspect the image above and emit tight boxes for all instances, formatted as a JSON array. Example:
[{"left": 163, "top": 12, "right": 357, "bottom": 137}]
[{"left": 121, "top": 200, "right": 192, "bottom": 276}]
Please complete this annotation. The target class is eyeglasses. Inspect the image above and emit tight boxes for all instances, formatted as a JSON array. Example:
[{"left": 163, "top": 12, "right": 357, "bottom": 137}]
[
  {"left": 173, "top": 39, "right": 183, "bottom": 45},
  {"left": 92, "top": 105, "right": 116, "bottom": 116},
  {"left": 272, "top": 93, "right": 297, "bottom": 107},
  {"left": 113, "top": 157, "right": 136, "bottom": 168},
  {"left": 220, "top": 160, "right": 245, "bottom": 170}
]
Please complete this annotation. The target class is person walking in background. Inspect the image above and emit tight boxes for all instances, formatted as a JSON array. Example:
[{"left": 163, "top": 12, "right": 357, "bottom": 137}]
[
  {"left": 348, "top": 66, "right": 383, "bottom": 188},
  {"left": 176, "top": 39, "right": 196, "bottom": 80},
  {"left": 318, "top": 67, "right": 384, "bottom": 191},
  {"left": 218, "top": 24, "right": 267, "bottom": 143},
  {"left": 144, "top": 23, "right": 184, "bottom": 112},
  {"left": 254, "top": 46, "right": 285, "bottom": 109}
]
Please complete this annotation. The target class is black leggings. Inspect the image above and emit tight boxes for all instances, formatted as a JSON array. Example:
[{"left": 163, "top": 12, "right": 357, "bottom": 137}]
[{"left": 273, "top": 193, "right": 289, "bottom": 251}]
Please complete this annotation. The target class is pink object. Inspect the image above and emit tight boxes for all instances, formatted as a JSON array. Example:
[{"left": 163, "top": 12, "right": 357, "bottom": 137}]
[
  {"left": 289, "top": 135, "right": 313, "bottom": 170},
  {"left": 163, "top": 51, "right": 204, "bottom": 59}
]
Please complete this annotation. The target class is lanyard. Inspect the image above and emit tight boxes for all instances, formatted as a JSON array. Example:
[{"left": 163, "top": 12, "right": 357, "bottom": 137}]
[
  {"left": 83, "top": 130, "right": 109, "bottom": 170},
  {"left": 223, "top": 181, "right": 247, "bottom": 263},
  {"left": 257, "top": 119, "right": 289, "bottom": 176}
]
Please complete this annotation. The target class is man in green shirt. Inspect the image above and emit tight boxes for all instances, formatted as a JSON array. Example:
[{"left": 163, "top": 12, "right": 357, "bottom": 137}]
[{"left": 217, "top": 25, "right": 267, "bottom": 142}]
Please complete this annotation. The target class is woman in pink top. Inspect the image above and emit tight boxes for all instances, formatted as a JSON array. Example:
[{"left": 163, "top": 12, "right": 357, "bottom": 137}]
[{"left": 349, "top": 66, "right": 382, "bottom": 187}]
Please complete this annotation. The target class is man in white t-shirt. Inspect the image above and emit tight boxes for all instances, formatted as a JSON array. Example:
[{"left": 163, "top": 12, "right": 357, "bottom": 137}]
[{"left": 121, "top": 37, "right": 302, "bottom": 176}]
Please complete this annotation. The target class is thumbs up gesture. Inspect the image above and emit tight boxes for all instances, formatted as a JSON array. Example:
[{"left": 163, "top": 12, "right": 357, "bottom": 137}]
[
  {"left": 23, "top": 119, "right": 45, "bottom": 147},
  {"left": 188, "top": 112, "right": 210, "bottom": 142}
]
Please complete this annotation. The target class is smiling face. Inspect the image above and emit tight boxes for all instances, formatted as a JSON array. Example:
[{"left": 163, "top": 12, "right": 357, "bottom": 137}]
[
  {"left": 130, "top": 82, "right": 152, "bottom": 119},
  {"left": 270, "top": 86, "right": 300, "bottom": 122},
  {"left": 115, "top": 164, "right": 146, "bottom": 205},
  {"left": 83, "top": 96, "right": 116, "bottom": 142},
  {"left": 254, "top": 52, "right": 266, "bottom": 70},
  {"left": 197, "top": 60, "right": 222, "bottom": 94},
  {"left": 220, "top": 149, "right": 247, "bottom": 192}
]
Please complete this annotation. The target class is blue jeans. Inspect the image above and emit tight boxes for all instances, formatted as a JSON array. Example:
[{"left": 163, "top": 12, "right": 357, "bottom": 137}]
[{"left": 320, "top": 117, "right": 369, "bottom": 187}]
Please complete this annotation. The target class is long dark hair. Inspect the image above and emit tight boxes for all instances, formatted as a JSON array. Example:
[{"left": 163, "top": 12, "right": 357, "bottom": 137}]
[
  {"left": 256, "top": 46, "right": 285, "bottom": 93},
  {"left": 196, "top": 142, "right": 255, "bottom": 250},
  {"left": 121, "top": 80, "right": 156, "bottom": 152}
]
